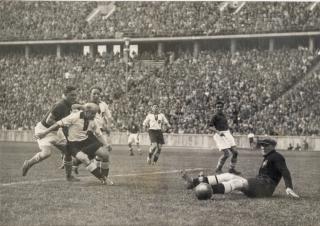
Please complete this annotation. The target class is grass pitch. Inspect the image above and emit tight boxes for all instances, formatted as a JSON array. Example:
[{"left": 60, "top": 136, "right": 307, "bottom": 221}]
[{"left": 0, "top": 142, "right": 319, "bottom": 226}]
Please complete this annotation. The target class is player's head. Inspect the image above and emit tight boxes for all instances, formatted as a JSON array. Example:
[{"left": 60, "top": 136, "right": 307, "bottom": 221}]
[
  {"left": 83, "top": 102, "right": 99, "bottom": 120},
  {"left": 63, "top": 86, "right": 77, "bottom": 104},
  {"left": 215, "top": 100, "right": 224, "bottom": 112},
  {"left": 256, "top": 137, "right": 277, "bottom": 155},
  {"left": 151, "top": 104, "right": 159, "bottom": 114},
  {"left": 90, "top": 86, "right": 102, "bottom": 103},
  {"left": 194, "top": 183, "right": 213, "bottom": 200}
]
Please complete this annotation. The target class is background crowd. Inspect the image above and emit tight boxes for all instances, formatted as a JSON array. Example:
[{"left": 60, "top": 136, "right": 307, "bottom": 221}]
[
  {"left": 0, "top": 1, "right": 319, "bottom": 40},
  {"left": 1, "top": 47, "right": 319, "bottom": 136}
]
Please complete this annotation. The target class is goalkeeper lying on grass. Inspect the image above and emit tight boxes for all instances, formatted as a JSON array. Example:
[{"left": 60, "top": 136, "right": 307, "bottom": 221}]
[{"left": 182, "top": 137, "right": 299, "bottom": 199}]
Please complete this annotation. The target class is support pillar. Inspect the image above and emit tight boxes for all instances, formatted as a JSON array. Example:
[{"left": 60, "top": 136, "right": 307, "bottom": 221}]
[
  {"left": 230, "top": 39, "right": 237, "bottom": 57},
  {"left": 269, "top": 38, "right": 275, "bottom": 52},
  {"left": 193, "top": 41, "right": 200, "bottom": 58},
  {"left": 157, "top": 42, "right": 164, "bottom": 58},
  {"left": 57, "top": 44, "right": 62, "bottom": 58},
  {"left": 25, "top": 45, "right": 30, "bottom": 58},
  {"left": 309, "top": 37, "right": 314, "bottom": 53}
]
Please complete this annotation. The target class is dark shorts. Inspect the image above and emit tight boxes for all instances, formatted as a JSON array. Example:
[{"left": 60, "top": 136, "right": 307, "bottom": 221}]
[
  {"left": 249, "top": 137, "right": 254, "bottom": 144},
  {"left": 243, "top": 176, "right": 276, "bottom": 198},
  {"left": 68, "top": 134, "right": 103, "bottom": 160},
  {"left": 148, "top": 130, "right": 165, "bottom": 145}
]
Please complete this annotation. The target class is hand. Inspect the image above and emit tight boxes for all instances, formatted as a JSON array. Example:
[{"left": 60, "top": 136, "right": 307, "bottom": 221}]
[{"left": 286, "top": 188, "right": 299, "bottom": 198}]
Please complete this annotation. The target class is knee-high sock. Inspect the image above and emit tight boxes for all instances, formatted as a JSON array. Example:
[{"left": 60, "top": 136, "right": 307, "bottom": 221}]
[
  {"left": 229, "top": 148, "right": 238, "bottom": 169},
  {"left": 212, "top": 179, "right": 246, "bottom": 194},
  {"left": 86, "top": 162, "right": 104, "bottom": 179},
  {"left": 153, "top": 147, "right": 161, "bottom": 162},
  {"left": 216, "top": 149, "right": 230, "bottom": 170},
  {"left": 148, "top": 145, "right": 157, "bottom": 159},
  {"left": 64, "top": 160, "right": 73, "bottom": 178},
  {"left": 94, "top": 158, "right": 109, "bottom": 177}
]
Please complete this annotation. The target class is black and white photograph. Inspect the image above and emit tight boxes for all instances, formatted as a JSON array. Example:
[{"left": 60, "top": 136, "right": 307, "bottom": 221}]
[{"left": 0, "top": 1, "right": 320, "bottom": 225}]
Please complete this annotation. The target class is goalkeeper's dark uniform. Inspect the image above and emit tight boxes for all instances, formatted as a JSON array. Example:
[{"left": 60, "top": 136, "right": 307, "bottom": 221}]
[{"left": 243, "top": 150, "right": 293, "bottom": 197}]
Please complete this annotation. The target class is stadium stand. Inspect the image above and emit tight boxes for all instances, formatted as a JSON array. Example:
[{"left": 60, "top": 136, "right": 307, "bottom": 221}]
[
  {"left": 0, "top": 2, "right": 319, "bottom": 40},
  {"left": 1, "top": 47, "right": 319, "bottom": 136}
]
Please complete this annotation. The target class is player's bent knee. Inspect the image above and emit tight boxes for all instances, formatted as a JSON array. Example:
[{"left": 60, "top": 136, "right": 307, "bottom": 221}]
[
  {"left": 96, "top": 148, "right": 109, "bottom": 161},
  {"left": 39, "top": 146, "right": 52, "bottom": 158},
  {"left": 75, "top": 152, "right": 91, "bottom": 165}
]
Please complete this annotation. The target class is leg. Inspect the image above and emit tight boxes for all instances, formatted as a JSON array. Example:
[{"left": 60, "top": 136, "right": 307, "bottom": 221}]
[
  {"left": 128, "top": 142, "right": 134, "bottom": 156},
  {"left": 207, "top": 173, "right": 244, "bottom": 185},
  {"left": 228, "top": 147, "right": 241, "bottom": 175},
  {"left": 211, "top": 178, "right": 248, "bottom": 194},
  {"left": 63, "top": 149, "right": 80, "bottom": 182},
  {"left": 22, "top": 143, "right": 54, "bottom": 176},
  {"left": 135, "top": 134, "right": 141, "bottom": 154},
  {"left": 136, "top": 141, "right": 141, "bottom": 155},
  {"left": 95, "top": 147, "right": 111, "bottom": 179},
  {"left": 147, "top": 142, "right": 157, "bottom": 164},
  {"left": 153, "top": 143, "right": 162, "bottom": 164},
  {"left": 215, "top": 149, "right": 230, "bottom": 174},
  {"left": 75, "top": 151, "right": 104, "bottom": 182}
]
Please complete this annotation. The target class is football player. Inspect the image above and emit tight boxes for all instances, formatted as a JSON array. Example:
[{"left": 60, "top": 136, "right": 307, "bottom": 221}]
[
  {"left": 35, "top": 103, "right": 112, "bottom": 184},
  {"left": 126, "top": 116, "right": 141, "bottom": 156},
  {"left": 22, "top": 86, "right": 79, "bottom": 182},
  {"left": 208, "top": 100, "right": 241, "bottom": 175},
  {"left": 181, "top": 138, "right": 299, "bottom": 199},
  {"left": 70, "top": 86, "right": 113, "bottom": 183},
  {"left": 143, "top": 104, "right": 171, "bottom": 165}
]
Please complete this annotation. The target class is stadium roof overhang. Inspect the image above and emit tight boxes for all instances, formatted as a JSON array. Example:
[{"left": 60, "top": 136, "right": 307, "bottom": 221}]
[{"left": 0, "top": 31, "right": 319, "bottom": 46}]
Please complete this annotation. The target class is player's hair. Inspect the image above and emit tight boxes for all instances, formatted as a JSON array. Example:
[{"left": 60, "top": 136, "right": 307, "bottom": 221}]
[
  {"left": 90, "top": 86, "right": 102, "bottom": 93},
  {"left": 63, "top": 85, "right": 77, "bottom": 95}
]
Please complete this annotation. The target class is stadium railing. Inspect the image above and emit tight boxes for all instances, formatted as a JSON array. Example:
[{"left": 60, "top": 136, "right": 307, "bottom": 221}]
[{"left": 0, "top": 130, "right": 318, "bottom": 151}]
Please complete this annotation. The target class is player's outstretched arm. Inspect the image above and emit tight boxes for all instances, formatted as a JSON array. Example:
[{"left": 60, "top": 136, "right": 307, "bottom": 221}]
[
  {"left": 286, "top": 187, "right": 300, "bottom": 198},
  {"left": 71, "top": 104, "right": 84, "bottom": 111}
]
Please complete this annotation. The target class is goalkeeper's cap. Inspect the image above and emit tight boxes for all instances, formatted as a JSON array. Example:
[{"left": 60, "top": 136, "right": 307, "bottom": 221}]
[{"left": 257, "top": 137, "right": 277, "bottom": 147}]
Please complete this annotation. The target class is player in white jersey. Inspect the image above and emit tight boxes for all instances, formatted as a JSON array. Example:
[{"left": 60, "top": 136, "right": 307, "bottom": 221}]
[
  {"left": 143, "top": 104, "right": 171, "bottom": 165},
  {"left": 35, "top": 103, "right": 112, "bottom": 184},
  {"left": 70, "top": 86, "right": 113, "bottom": 179}
]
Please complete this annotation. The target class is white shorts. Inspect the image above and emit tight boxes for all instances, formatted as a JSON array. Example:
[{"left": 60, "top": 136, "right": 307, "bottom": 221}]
[
  {"left": 35, "top": 122, "right": 66, "bottom": 148},
  {"left": 128, "top": 133, "right": 139, "bottom": 145},
  {"left": 213, "top": 130, "right": 236, "bottom": 151}
]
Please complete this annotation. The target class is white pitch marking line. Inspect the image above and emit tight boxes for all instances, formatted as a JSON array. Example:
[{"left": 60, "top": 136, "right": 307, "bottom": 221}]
[{"left": 1, "top": 168, "right": 207, "bottom": 187}]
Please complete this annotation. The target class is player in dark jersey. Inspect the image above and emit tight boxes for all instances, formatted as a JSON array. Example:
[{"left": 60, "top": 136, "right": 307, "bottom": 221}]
[
  {"left": 209, "top": 100, "right": 241, "bottom": 175},
  {"left": 126, "top": 117, "right": 141, "bottom": 156},
  {"left": 22, "top": 86, "right": 78, "bottom": 181},
  {"left": 181, "top": 138, "right": 299, "bottom": 198}
]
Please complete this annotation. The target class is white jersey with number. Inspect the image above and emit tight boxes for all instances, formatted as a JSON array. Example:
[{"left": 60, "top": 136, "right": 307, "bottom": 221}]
[
  {"left": 143, "top": 113, "right": 169, "bottom": 130},
  {"left": 57, "top": 111, "right": 102, "bottom": 142}
]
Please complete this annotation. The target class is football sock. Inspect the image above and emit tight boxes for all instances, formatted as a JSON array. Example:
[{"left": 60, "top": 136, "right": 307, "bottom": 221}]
[
  {"left": 153, "top": 148, "right": 161, "bottom": 162},
  {"left": 94, "top": 159, "right": 110, "bottom": 177},
  {"left": 86, "top": 162, "right": 103, "bottom": 179},
  {"left": 64, "top": 160, "right": 73, "bottom": 178},
  {"left": 216, "top": 149, "right": 230, "bottom": 170}
]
